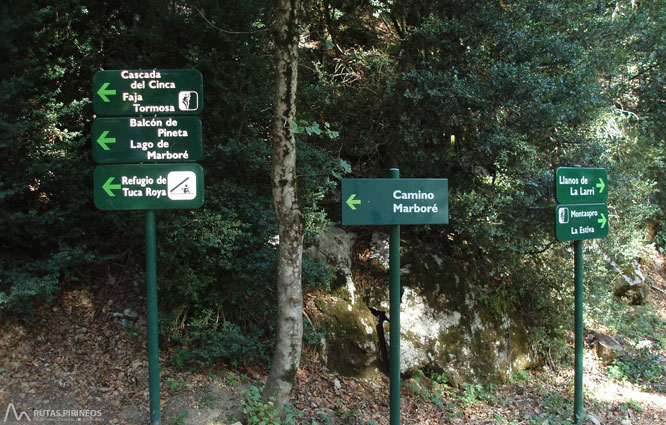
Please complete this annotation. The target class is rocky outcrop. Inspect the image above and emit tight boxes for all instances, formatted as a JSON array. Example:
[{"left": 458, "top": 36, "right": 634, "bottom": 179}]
[
  {"left": 305, "top": 228, "right": 538, "bottom": 383},
  {"left": 311, "top": 295, "right": 380, "bottom": 377},
  {"left": 381, "top": 246, "right": 537, "bottom": 384},
  {"left": 611, "top": 260, "right": 650, "bottom": 305}
]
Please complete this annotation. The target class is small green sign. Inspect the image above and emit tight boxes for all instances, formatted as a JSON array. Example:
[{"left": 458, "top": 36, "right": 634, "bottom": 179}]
[
  {"left": 91, "top": 117, "right": 202, "bottom": 163},
  {"left": 93, "top": 69, "right": 203, "bottom": 116},
  {"left": 94, "top": 163, "right": 204, "bottom": 210},
  {"left": 555, "top": 167, "right": 608, "bottom": 204},
  {"left": 342, "top": 178, "right": 448, "bottom": 225},
  {"left": 555, "top": 203, "right": 609, "bottom": 241}
]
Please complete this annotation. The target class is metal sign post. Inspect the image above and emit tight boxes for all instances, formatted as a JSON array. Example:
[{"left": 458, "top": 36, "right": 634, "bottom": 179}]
[
  {"left": 573, "top": 239, "right": 584, "bottom": 424},
  {"left": 92, "top": 69, "right": 204, "bottom": 425},
  {"left": 388, "top": 168, "right": 401, "bottom": 425},
  {"left": 554, "top": 166, "right": 609, "bottom": 425},
  {"left": 145, "top": 210, "right": 160, "bottom": 425},
  {"left": 341, "top": 169, "right": 448, "bottom": 425}
]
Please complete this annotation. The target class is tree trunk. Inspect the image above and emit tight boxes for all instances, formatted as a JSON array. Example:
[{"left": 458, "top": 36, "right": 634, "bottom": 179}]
[{"left": 262, "top": 0, "right": 303, "bottom": 410}]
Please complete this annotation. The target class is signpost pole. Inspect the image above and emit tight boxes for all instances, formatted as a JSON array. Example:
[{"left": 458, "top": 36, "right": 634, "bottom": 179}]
[
  {"left": 554, "top": 166, "right": 610, "bottom": 424},
  {"left": 93, "top": 69, "right": 204, "bottom": 425},
  {"left": 145, "top": 211, "right": 161, "bottom": 425},
  {"left": 388, "top": 168, "right": 401, "bottom": 425},
  {"left": 340, "top": 169, "right": 448, "bottom": 424},
  {"left": 573, "top": 239, "right": 584, "bottom": 424}
]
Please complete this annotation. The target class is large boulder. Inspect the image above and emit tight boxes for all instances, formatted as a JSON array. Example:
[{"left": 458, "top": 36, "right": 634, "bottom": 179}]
[
  {"left": 369, "top": 246, "right": 538, "bottom": 384},
  {"left": 305, "top": 228, "right": 380, "bottom": 377},
  {"left": 311, "top": 295, "right": 381, "bottom": 377},
  {"left": 306, "top": 228, "right": 539, "bottom": 383}
]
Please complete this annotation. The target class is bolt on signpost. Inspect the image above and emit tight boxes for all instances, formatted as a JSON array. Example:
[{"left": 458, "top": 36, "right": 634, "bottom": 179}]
[
  {"left": 554, "top": 167, "right": 608, "bottom": 425},
  {"left": 93, "top": 69, "right": 204, "bottom": 425},
  {"left": 342, "top": 169, "right": 448, "bottom": 425}
]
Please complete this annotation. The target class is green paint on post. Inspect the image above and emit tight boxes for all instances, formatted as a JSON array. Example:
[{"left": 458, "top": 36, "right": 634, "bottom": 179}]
[
  {"left": 574, "top": 240, "right": 584, "bottom": 424},
  {"left": 340, "top": 170, "right": 449, "bottom": 424},
  {"left": 145, "top": 211, "right": 161, "bottom": 425},
  {"left": 389, "top": 168, "right": 401, "bottom": 425},
  {"left": 553, "top": 167, "right": 609, "bottom": 424}
]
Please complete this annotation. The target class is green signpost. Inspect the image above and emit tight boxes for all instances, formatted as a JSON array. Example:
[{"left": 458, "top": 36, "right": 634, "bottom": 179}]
[
  {"left": 555, "top": 167, "right": 608, "bottom": 204},
  {"left": 554, "top": 166, "right": 609, "bottom": 425},
  {"left": 555, "top": 203, "right": 608, "bottom": 241},
  {"left": 92, "top": 117, "right": 202, "bottom": 163},
  {"left": 93, "top": 69, "right": 203, "bottom": 116},
  {"left": 342, "top": 171, "right": 448, "bottom": 425},
  {"left": 94, "top": 163, "right": 204, "bottom": 210},
  {"left": 342, "top": 178, "right": 448, "bottom": 225},
  {"left": 93, "top": 69, "right": 204, "bottom": 425}
]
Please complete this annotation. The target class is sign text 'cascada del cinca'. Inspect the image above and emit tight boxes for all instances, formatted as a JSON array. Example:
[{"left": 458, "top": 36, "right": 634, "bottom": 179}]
[{"left": 93, "top": 69, "right": 203, "bottom": 116}]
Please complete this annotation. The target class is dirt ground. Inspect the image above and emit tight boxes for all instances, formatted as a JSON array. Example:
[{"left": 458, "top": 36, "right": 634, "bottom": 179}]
[{"left": 1, "top": 256, "right": 665, "bottom": 425}]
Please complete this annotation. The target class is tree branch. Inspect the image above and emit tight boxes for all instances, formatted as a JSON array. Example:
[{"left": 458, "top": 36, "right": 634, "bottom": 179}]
[{"left": 194, "top": 5, "right": 270, "bottom": 35}]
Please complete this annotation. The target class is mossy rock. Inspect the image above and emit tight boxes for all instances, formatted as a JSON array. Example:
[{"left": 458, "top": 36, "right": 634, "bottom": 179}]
[
  {"left": 379, "top": 250, "right": 539, "bottom": 384},
  {"left": 313, "top": 295, "right": 380, "bottom": 377}
]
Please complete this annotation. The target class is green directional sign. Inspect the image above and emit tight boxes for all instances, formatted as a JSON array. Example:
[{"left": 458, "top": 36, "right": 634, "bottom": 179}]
[
  {"left": 555, "top": 203, "right": 609, "bottom": 241},
  {"left": 94, "top": 163, "right": 204, "bottom": 210},
  {"left": 555, "top": 167, "right": 608, "bottom": 204},
  {"left": 342, "top": 178, "right": 448, "bottom": 225},
  {"left": 92, "top": 117, "right": 202, "bottom": 163},
  {"left": 93, "top": 69, "right": 203, "bottom": 116}
]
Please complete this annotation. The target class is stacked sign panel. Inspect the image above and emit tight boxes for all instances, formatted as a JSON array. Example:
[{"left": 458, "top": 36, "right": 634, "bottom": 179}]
[
  {"left": 92, "top": 69, "right": 204, "bottom": 210},
  {"left": 554, "top": 167, "right": 608, "bottom": 241}
]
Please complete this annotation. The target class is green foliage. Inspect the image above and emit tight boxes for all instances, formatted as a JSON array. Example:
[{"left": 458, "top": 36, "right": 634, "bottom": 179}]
[
  {"left": 172, "top": 409, "right": 189, "bottom": 425},
  {"left": 0, "top": 0, "right": 341, "bottom": 359},
  {"left": 607, "top": 343, "right": 666, "bottom": 391},
  {"left": 302, "top": 317, "right": 325, "bottom": 347},
  {"left": 240, "top": 383, "right": 302, "bottom": 425},
  {"left": 189, "top": 322, "right": 270, "bottom": 366},
  {"left": 167, "top": 378, "right": 188, "bottom": 391},
  {"left": 620, "top": 400, "right": 644, "bottom": 414},
  {"left": 460, "top": 383, "right": 499, "bottom": 407},
  {"left": 2, "top": 0, "right": 664, "bottom": 378},
  {"left": 0, "top": 1, "right": 128, "bottom": 315},
  {"left": 509, "top": 370, "right": 530, "bottom": 384},
  {"left": 302, "top": 255, "right": 332, "bottom": 292},
  {"left": 170, "top": 348, "right": 193, "bottom": 369}
]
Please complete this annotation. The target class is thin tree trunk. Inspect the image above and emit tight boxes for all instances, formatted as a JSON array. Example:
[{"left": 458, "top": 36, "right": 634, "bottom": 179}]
[{"left": 262, "top": 0, "right": 303, "bottom": 410}]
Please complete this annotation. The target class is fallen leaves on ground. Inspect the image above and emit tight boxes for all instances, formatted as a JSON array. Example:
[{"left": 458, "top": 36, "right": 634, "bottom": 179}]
[{"left": 1, "top": 277, "right": 665, "bottom": 425}]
